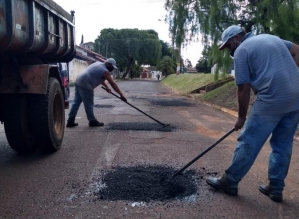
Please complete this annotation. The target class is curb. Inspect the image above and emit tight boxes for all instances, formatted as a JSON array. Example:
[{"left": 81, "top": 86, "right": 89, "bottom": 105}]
[
  {"left": 184, "top": 93, "right": 238, "bottom": 118},
  {"left": 199, "top": 101, "right": 238, "bottom": 117}
]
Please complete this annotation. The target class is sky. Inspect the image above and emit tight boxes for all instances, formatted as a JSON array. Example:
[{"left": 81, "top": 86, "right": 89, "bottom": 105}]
[{"left": 53, "top": 0, "right": 203, "bottom": 66}]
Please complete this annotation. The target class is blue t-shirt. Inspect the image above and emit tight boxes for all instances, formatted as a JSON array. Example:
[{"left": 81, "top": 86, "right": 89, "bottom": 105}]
[
  {"left": 234, "top": 33, "right": 299, "bottom": 115},
  {"left": 76, "top": 62, "right": 109, "bottom": 89}
]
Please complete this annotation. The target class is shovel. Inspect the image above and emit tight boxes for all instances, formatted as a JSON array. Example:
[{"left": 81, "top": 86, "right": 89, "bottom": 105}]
[
  {"left": 102, "top": 86, "right": 170, "bottom": 128},
  {"left": 161, "top": 127, "right": 235, "bottom": 184}
]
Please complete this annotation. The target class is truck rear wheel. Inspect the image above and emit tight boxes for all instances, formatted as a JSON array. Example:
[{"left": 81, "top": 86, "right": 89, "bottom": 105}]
[
  {"left": 30, "top": 77, "right": 65, "bottom": 153},
  {"left": 4, "top": 94, "right": 36, "bottom": 153}
]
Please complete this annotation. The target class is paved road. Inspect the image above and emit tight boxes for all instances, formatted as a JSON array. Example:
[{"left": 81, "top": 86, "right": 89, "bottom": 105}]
[{"left": 0, "top": 79, "right": 299, "bottom": 219}]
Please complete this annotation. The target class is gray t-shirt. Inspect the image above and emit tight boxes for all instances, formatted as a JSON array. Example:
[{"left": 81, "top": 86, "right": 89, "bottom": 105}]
[
  {"left": 234, "top": 33, "right": 299, "bottom": 115},
  {"left": 76, "top": 62, "right": 109, "bottom": 89}
]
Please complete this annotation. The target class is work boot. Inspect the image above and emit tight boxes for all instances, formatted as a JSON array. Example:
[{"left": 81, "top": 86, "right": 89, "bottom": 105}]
[
  {"left": 206, "top": 174, "right": 238, "bottom": 196},
  {"left": 259, "top": 184, "right": 283, "bottom": 202},
  {"left": 66, "top": 118, "right": 78, "bottom": 127},
  {"left": 89, "top": 119, "right": 104, "bottom": 127}
]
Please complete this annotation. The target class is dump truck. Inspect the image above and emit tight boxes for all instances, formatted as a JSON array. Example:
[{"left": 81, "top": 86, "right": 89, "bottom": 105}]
[{"left": 0, "top": 0, "right": 75, "bottom": 153}]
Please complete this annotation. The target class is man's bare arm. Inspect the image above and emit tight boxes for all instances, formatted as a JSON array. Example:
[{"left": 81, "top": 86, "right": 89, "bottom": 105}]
[
  {"left": 235, "top": 83, "right": 251, "bottom": 130},
  {"left": 101, "top": 80, "right": 110, "bottom": 91},
  {"left": 290, "top": 43, "right": 299, "bottom": 66},
  {"left": 102, "top": 72, "right": 126, "bottom": 101}
]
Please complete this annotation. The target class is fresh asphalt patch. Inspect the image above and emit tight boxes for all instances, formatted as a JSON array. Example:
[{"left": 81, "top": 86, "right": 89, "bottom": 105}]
[
  {"left": 94, "top": 104, "right": 115, "bottom": 108},
  {"left": 150, "top": 99, "right": 194, "bottom": 107},
  {"left": 105, "top": 122, "right": 175, "bottom": 132},
  {"left": 68, "top": 166, "right": 218, "bottom": 205},
  {"left": 93, "top": 166, "right": 202, "bottom": 202}
]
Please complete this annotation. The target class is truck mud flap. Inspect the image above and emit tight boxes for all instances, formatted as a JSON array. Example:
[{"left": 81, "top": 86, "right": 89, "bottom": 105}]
[{"left": 4, "top": 94, "right": 36, "bottom": 153}]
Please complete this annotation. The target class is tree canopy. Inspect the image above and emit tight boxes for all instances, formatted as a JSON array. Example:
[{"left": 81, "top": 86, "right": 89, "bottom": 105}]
[
  {"left": 158, "top": 56, "right": 177, "bottom": 76},
  {"left": 160, "top": 40, "right": 173, "bottom": 57},
  {"left": 184, "top": 59, "right": 192, "bottom": 68},
  {"left": 195, "top": 45, "right": 213, "bottom": 74},
  {"left": 94, "top": 28, "right": 162, "bottom": 78},
  {"left": 165, "top": 0, "right": 299, "bottom": 75}
]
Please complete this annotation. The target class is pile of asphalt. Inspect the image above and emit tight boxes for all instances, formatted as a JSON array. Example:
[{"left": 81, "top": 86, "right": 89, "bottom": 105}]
[
  {"left": 94, "top": 166, "right": 198, "bottom": 202},
  {"left": 150, "top": 99, "right": 194, "bottom": 107},
  {"left": 106, "top": 122, "right": 174, "bottom": 132},
  {"left": 94, "top": 104, "right": 115, "bottom": 108}
]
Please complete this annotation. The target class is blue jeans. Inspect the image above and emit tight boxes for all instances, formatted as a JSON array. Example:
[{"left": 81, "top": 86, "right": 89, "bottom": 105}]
[
  {"left": 225, "top": 109, "right": 299, "bottom": 192},
  {"left": 68, "top": 83, "right": 96, "bottom": 121}
]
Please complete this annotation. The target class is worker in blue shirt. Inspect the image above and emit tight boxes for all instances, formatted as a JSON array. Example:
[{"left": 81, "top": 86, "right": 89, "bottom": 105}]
[{"left": 206, "top": 25, "right": 299, "bottom": 202}]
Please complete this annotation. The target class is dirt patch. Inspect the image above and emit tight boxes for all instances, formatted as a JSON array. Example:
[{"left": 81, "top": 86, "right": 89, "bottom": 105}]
[
  {"left": 196, "top": 127, "right": 224, "bottom": 139},
  {"left": 93, "top": 166, "right": 201, "bottom": 202},
  {"left": 200, "top": 115, "right": 224, "bottom": 123}
]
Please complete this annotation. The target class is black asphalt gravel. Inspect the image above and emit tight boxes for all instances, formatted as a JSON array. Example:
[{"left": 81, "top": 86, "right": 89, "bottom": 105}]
[
  {"left": 150, "top": 99, "right": 194, "bottom": 107},
  {"left": 106, "top": 122, "right": 175, "bottom": 132},
  {"left": 94, "top": 166, "right": 199, "bottom": 202},
  {"left": 94, "top": 104, "right": 115, "bottom": 108}
]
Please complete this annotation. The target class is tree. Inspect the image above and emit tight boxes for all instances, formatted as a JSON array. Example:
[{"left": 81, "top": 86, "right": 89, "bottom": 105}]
[
  {"left": 165, "top": 0, "right": 299, "bottom": 79},
  {"left": 160, "top": 40, "right": 172, "bottom": 57},
  {"left": 130, "top": 64, "right": 143, "bottom": 79},
  {"left": 158, "top": 56, "right": 176, "bottom": 77},
  {"left": 195, "top": 46, "right": 213, "bottom": 73},
  {"left": 195, "top": 58, "right": 210, "bottom": 73},
  {"left": 184, "top": 59, "right": 192, "bottom": 68},
  {"left": 94, "top": 29, "right": 162, "bottom": 78}
]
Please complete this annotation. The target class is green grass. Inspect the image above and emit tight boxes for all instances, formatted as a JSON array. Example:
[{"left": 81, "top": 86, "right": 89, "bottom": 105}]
[
  {"left": 161, "top": 73, "right": 215, "bottom": 94},
  {"left": 201, "top": 81, "right": 236, "bottom": 101},
  {"left": 198, "top": 81, "right": 238, "bottom": 110},
  {"left": 161, "top": 74, "right": 241, "bottom": 111}
]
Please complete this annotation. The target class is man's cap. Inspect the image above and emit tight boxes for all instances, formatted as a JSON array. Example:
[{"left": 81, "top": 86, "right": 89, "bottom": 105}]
[
  {"left": 106, "top": 58, "right": 117, "bottom": 69},
  {"left": 219, "top": 25, "right": 243, "bottom": 50}
]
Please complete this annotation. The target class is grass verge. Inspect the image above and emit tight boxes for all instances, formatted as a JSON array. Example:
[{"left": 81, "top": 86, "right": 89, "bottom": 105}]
[
  {"left": 161, "top": 73, "right": 299, "bottom": 137},
  {"left": 198, "top": 81, "right": 238, "bottom": 111},
  {"left": 161, "top": 74, "right": 215, "bottom": 94}
]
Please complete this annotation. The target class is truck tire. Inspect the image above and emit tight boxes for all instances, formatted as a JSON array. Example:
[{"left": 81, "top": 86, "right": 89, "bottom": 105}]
[
  {"left": 4, "top": 94, "right": 36, "bottom": 153},
  {"left": 30, "top": 77, "right": 65, "bottom": 153}
]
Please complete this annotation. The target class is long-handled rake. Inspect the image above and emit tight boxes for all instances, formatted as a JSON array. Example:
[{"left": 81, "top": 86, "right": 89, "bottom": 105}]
[
  {"left": 102, "top": 86, "right": 170, "bottom": 128},
  {"left": 161, "top": 127, "right": 235, "bottom": 184}
]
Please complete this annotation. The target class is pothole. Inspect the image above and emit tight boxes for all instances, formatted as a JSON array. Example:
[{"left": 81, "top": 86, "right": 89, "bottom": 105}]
[
  {"left": 94, "top": 97, "right": 112, "bottom": 100},
  {"left": 150, "top": 99, "right": 194, "bottom": 107},
  {"left": 94, "top": 104, "right": 115, "bottom": 108},
  {"left": 126, "top": 91, "right": 168, "bottom": 95},
  {"left": 93, "top": 166, "right": 201, "bottom": 202},
  {"left": 105, "top": 122, "right": 175, "bottom": 132}
]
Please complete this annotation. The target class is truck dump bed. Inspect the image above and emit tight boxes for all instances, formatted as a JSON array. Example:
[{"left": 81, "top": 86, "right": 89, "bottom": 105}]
[{"left": 0, "top": 0, "right": 75, "bottom": 63}]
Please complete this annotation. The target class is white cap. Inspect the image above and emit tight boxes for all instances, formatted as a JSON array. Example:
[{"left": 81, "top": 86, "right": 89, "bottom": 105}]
[
  {"left": 106, "top": 58, "right": 117, "bottom": 69},
  {"left": 219, "top": 25, "right": 243, "bottom": 50}
]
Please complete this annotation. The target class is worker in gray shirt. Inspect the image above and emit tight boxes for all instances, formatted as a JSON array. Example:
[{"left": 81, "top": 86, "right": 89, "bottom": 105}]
[{"left": 66, "top": 58, "right": 127, "bottom": 127}]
